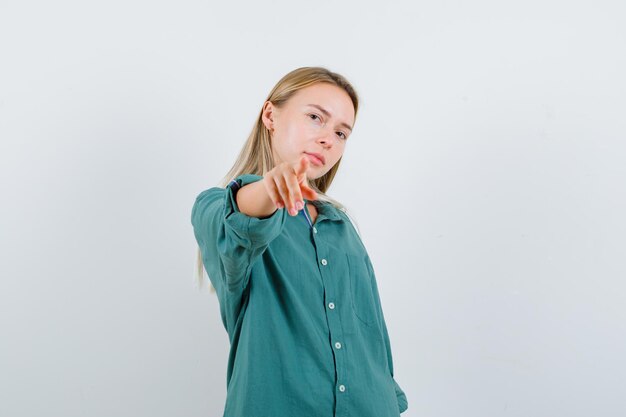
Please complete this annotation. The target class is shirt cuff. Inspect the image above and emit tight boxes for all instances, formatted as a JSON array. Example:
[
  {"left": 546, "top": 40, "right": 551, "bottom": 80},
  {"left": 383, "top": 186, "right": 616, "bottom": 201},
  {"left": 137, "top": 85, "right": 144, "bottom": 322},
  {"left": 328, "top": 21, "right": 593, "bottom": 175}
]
[{"left": 223, "top": 174, "right": 289, "bottom": 248}]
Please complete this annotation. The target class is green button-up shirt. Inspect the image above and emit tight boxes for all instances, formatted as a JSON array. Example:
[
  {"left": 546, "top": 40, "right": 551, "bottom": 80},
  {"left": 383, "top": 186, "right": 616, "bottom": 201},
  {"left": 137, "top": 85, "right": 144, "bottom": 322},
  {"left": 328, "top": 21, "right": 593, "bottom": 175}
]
[{"left": 191, "top": 174, "right": 408, "bottom": 417}]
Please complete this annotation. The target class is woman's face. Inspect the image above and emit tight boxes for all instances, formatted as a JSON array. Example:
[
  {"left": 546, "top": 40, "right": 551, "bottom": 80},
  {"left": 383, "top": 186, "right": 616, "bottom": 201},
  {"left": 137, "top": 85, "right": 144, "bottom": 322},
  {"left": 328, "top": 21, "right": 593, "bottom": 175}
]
[{"left": 262, "top": 82, "right": 355, "bottom": 180}]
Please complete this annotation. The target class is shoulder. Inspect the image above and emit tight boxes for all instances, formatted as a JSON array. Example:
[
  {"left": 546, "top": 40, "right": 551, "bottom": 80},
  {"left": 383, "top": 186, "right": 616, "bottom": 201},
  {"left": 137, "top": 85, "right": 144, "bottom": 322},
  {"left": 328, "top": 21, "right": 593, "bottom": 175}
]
[
  {"left": 194, "top": 173, "right": 263, "bottom": 204},
  {"left": 193, "top": 186, "right": 224, "bottom": 207},
  {"left": 337, "top": 206, "right": 363, "bottom": 240},
  {"left": 229, "top": 173, "right": 265, "bottom": 190}
]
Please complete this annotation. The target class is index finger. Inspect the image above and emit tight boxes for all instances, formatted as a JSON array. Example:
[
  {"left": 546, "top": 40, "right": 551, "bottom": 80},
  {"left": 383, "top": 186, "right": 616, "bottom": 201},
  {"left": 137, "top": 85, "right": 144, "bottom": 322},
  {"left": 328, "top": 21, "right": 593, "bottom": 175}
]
[{"left": 294, "top": 154, "right": 311, "bottom": 176}]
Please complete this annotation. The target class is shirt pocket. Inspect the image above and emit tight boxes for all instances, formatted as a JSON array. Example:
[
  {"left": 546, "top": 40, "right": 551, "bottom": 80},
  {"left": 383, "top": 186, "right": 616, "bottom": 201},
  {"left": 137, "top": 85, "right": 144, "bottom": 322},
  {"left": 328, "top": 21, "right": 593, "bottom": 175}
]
[{"left": 346, "top": 253, "right": 378, "bottom": 327}]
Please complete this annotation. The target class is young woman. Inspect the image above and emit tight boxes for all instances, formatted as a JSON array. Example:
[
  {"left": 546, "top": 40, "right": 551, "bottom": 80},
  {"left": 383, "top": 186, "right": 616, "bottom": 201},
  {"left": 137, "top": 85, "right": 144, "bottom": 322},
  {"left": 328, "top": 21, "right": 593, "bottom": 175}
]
[{"left": 191, "top": 67, "right": 408, "bottom": 416}]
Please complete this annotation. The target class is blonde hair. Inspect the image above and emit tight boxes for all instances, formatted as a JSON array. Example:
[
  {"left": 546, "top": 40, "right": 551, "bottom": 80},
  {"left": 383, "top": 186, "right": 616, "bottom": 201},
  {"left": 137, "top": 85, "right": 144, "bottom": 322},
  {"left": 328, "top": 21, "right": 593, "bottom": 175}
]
[{"left": 194, "top": 66, "right": 361, "bottom": 293}]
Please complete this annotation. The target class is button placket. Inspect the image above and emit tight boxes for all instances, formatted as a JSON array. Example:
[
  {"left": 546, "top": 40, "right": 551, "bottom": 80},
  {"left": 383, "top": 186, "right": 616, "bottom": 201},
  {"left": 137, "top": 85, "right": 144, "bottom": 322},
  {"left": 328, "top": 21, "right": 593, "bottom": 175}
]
[{"left": 314, "top": 240, "right": 349, "bottom": 410}]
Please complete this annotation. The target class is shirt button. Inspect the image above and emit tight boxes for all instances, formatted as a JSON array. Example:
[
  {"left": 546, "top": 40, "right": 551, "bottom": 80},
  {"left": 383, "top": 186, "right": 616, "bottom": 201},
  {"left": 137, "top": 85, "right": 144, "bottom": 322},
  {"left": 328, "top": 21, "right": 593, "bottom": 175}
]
[
  {"left": 313, "top": 227, "right": 317, "bottom": 234},
  {"left": 321, "top": 259, "right": 327, "bottom": 266},
  {"left": 335, "top": 342, "right": 342, "bottom": 349},
  {"left": 328, "top": 302, "right": 335, "bottom": 309},
  {"left": 339, "top": 384, "right": 346, "bottom": 392}
]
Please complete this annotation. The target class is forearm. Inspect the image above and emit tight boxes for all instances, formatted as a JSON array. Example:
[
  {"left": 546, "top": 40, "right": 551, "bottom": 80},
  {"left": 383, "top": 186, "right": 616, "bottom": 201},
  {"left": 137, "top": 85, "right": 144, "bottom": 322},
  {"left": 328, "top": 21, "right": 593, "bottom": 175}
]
[{"left": 235, "top": 179, "right": 279, "bottom": 219}]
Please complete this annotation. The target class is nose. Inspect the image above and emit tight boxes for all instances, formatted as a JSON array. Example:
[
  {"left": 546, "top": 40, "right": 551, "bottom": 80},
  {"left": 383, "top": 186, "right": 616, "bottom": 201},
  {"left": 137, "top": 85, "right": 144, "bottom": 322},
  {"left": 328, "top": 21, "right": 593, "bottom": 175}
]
[{"left": 317, "top": 124, "right": 338, "bottom": 147}]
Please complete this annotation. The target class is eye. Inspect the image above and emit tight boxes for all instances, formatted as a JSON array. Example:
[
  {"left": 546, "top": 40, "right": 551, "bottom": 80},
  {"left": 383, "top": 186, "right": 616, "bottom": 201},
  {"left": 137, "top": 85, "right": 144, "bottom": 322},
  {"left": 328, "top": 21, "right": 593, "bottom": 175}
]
[
  {"left": 308, "top": 113, "right": 347, "bottom": 140},
  {"left": 308, "top": 113, "right": 322, "bottom": 122}
]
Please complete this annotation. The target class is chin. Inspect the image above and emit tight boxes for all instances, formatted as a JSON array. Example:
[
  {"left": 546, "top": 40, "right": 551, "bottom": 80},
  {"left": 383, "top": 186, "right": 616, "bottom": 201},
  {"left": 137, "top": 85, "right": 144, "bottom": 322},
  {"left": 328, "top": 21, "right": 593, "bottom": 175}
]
[{"left": 307, "top": 168, "right": 324, "bottom": 179}]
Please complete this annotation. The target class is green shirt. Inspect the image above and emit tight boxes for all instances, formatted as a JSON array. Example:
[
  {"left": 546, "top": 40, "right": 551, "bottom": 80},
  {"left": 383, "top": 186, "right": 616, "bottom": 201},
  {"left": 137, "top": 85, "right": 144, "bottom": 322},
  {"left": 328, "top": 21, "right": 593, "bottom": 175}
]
[{"left": 191, "top": 174, "right": 408, "bottom": 416}]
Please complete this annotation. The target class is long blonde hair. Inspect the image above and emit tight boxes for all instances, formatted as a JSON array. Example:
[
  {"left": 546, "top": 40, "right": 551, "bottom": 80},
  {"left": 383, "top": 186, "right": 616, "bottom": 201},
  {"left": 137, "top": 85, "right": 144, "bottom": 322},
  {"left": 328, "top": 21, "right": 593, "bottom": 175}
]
[{"left": 194, "top": 66, "right": 361, "bottom": 293}]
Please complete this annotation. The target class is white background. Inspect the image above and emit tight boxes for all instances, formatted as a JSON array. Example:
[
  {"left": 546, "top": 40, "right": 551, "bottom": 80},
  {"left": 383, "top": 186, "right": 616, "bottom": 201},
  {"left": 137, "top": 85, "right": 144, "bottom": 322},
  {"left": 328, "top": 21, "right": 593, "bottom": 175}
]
[{"left": 1, "top": 0, "right": 625, "bottom": 416}]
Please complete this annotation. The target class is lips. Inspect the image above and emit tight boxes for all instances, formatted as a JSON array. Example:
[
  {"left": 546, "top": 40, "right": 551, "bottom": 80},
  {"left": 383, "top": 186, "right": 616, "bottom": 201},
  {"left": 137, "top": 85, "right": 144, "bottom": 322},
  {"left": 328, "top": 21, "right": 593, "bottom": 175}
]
[{"left": 305, "top": 152, "right": 325, "bottom": 166}]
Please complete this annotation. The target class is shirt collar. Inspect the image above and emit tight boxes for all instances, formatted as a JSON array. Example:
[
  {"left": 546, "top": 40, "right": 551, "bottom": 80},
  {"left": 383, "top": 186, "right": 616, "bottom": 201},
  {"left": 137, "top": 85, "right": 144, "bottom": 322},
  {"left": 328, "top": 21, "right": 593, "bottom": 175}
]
[{"left": 306, "top": 199, "right": 344, "bottom": 222}]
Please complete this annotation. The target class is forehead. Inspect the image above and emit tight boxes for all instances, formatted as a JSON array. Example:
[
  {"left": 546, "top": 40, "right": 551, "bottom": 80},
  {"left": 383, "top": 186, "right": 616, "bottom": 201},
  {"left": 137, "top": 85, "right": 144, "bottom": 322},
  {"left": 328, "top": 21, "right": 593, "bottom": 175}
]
[{"left": 290, "top": 83, "right": 354, "bottom": 124}]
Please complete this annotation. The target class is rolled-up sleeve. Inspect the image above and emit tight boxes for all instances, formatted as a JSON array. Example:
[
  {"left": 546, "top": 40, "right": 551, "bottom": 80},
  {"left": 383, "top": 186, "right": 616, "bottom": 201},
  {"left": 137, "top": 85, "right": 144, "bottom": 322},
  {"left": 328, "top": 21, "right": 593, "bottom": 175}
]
[{"left": 191, "top": 174, "right": 289, "bottom": 293}]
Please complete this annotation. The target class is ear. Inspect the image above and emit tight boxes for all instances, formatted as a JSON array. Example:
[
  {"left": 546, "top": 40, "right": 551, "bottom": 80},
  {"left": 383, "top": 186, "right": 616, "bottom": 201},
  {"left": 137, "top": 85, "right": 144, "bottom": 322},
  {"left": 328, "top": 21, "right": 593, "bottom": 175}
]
[{"left": 261, "top": 101, "right": 276, "bottom": 133}]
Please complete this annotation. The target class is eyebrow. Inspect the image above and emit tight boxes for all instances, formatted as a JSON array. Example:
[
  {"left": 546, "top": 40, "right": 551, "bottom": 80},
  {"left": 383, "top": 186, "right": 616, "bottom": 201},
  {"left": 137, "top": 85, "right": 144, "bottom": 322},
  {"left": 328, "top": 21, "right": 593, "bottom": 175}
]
[{"left": 306, "top": 104, "right": 353, "bottom": 132}]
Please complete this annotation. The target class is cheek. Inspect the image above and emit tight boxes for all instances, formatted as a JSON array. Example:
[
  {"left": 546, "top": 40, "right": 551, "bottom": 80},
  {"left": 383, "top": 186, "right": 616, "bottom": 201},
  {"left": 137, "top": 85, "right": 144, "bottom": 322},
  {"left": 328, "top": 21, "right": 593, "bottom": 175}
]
[
  {"left": 285, "top": 125, "right": 312, "bottom": 148},
  {"left": 334, "top": 144, "right": 346, "bottom": 159},
  {"left": 274, "top": 127, "right": 309, "bottom": 160}
]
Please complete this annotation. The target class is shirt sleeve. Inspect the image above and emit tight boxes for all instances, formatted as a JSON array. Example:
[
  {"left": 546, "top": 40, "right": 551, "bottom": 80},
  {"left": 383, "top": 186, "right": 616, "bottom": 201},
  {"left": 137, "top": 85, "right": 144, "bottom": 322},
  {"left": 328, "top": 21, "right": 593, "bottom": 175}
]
[
  {"left": 190, "top": 173, "right": 289, "bottom": 294},
  {"left": 369, "top": 258, "right": 409, "bottom": 414}
]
